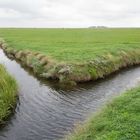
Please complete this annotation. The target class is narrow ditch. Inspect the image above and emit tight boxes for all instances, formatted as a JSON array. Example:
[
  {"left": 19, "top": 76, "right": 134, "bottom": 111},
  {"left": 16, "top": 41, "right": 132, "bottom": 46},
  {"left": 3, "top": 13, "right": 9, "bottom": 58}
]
[{"left": 0, "top": 49, "right": 140, "bottom": 140}]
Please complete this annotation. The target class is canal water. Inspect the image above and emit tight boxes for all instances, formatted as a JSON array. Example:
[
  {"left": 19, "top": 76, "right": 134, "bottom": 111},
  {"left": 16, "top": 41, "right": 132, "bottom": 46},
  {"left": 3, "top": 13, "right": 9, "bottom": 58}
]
[{"left": 0, "top": 49, "right": 140, "bottom": 140}]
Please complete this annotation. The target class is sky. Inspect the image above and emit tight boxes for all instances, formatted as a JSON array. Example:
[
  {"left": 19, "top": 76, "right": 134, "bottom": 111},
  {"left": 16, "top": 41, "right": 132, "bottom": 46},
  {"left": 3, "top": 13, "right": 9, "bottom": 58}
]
[{"left": 0, "top": 0, "right": 140, "bottom": 28}]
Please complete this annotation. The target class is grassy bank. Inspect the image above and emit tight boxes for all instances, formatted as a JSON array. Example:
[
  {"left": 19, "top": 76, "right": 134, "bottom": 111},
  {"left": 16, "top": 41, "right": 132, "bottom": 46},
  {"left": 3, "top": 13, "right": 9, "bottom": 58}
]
[
  {"left": 66, "top": 86, "right": 140, "bottom": 140},
  {"left": 0, "top": 28, "right": 140, "bottom": 84},
  {"left": 0, "top": 64, "right": 17, "bottom": 125}
]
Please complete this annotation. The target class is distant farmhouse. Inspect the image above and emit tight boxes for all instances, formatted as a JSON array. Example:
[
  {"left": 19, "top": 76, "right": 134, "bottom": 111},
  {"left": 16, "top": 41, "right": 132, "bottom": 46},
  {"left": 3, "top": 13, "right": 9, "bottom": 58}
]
[{"left": 89, "top": 26, "right": 108, "bottom": 29}]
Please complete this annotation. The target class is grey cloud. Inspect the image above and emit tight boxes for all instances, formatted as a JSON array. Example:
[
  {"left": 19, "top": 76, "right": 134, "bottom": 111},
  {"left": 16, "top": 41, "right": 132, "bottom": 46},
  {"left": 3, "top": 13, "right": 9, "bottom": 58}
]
[{"left": 0, "top": 0, "right": 140, "bottom": 27}]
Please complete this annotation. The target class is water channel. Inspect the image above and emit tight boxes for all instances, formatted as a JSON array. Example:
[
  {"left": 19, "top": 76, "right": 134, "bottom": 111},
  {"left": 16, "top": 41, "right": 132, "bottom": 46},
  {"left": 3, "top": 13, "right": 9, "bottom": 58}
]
[{"left": 0, "top": 49, "right": 140, "bottom": 140}]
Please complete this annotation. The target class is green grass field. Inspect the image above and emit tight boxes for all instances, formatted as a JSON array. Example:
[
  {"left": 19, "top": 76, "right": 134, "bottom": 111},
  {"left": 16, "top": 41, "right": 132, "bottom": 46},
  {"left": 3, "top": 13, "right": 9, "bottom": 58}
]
[
  {"left": 66, "top": 86, "right": 140, "bottom": 140},
  {"left": 0, "top": 28, "right": 140, "bottom": 138},
  {"left": 1, "top": 28, "right": 140, "bottom": 84},
  {"left": 0, "top": 64, "right": 17, "bottom": 124},
  {"left": 0, "top": 28, "right": 140, "bottom": 63}
]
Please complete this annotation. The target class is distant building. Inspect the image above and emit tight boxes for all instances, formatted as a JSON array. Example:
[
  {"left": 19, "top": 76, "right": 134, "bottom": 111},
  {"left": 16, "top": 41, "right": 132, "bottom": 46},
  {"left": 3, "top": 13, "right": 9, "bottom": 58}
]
[{"left": 89, "top": 26, "right": 108, "bottom": 29}]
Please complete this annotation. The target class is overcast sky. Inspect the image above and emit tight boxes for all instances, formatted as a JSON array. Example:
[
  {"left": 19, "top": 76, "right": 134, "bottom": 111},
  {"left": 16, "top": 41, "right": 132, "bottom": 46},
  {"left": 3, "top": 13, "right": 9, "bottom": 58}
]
[{"left": 0, "top": 0, "right": 140, "bottom": 28}]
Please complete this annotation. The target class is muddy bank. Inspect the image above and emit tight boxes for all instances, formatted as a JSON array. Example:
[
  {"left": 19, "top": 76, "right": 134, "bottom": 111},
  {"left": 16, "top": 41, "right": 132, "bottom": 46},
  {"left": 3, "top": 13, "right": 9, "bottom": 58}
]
[{"left": 1, "top": 40, "right": 140, "bottom": 85}]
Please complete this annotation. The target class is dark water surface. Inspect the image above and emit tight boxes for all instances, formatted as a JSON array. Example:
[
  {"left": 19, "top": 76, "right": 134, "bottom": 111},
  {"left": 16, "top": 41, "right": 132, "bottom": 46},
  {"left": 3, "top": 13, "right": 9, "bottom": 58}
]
[{"left": 0, "top": 49, "right": 140, "bottom": 140}]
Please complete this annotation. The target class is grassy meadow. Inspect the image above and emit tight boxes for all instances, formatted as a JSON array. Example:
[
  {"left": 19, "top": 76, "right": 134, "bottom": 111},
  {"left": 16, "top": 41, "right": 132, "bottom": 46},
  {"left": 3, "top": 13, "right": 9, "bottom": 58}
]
[
  {"left": 0, "top": 28, "right": 140, "bottom": 63},
  {"left": 1, "top": 28, "right": 140, "bottom": 84},
  {"left": 0, "top": 64, "right": 17, "bottom": 124},
  {"left": 66, "top": 86, "right": 140, "bottom": 140},
  {"left": 0, "top": 28, "right": 140, "bottom": 138}
]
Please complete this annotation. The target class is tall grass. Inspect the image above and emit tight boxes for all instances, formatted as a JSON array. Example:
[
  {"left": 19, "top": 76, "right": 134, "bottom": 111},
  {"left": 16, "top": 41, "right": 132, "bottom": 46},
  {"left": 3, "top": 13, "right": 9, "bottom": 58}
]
[
  {"left": 0, "top": 64, "right": 17, "bottom": 124},
  {"left": 66, "top": 87, "right": 140, "bottom": 140}
]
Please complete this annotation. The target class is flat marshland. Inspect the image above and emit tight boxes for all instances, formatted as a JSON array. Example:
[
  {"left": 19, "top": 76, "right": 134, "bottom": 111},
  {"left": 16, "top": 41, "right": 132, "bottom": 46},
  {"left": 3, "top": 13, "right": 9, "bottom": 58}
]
[
  {"left": 0, "top": 28, "right": 140, "bottom": 62},
  {"left": 0, "top": 28, "right": 140, "bottom": 84},
  {"left": 0, "top": 64, "right": 17, "bottom": 124},
  {"left": 0, "top": 28, "right": 140, "bottom": 139}
]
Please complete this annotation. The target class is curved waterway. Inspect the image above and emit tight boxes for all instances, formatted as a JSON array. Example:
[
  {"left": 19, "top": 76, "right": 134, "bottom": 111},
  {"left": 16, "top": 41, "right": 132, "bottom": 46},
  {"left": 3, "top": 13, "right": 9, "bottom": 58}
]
[{"left": 0, "top": 49, "right": 140, "bottom": 140}]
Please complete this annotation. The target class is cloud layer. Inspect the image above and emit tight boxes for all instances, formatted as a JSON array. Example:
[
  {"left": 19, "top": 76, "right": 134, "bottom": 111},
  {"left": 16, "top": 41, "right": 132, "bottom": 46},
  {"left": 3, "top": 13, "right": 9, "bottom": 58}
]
[{"left": 0, "top": 0, "right": 140, "bottom": 27}]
